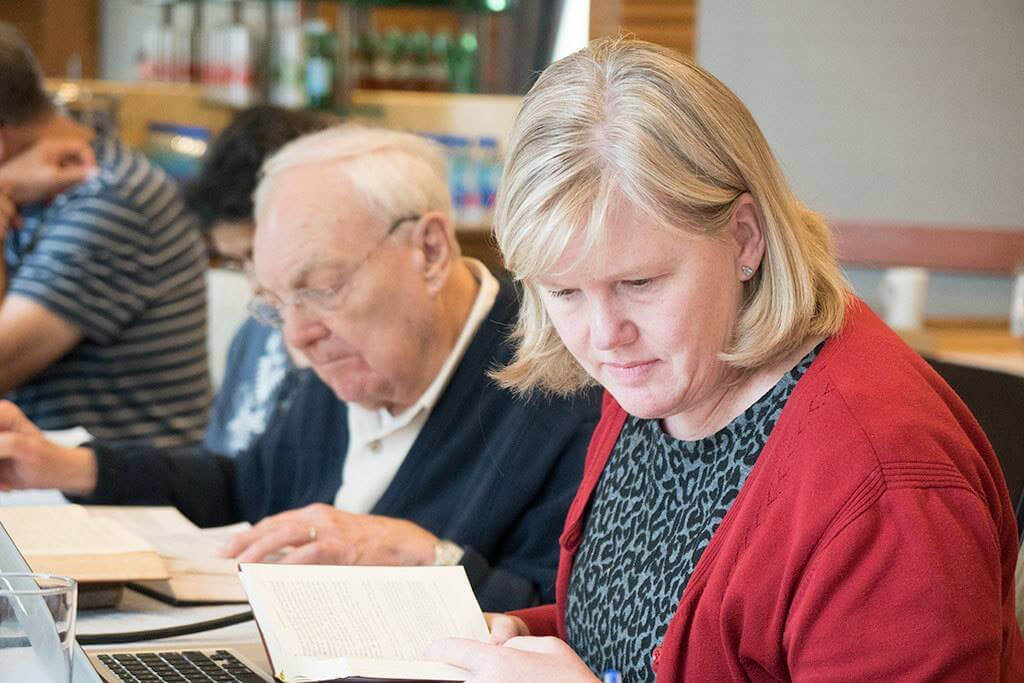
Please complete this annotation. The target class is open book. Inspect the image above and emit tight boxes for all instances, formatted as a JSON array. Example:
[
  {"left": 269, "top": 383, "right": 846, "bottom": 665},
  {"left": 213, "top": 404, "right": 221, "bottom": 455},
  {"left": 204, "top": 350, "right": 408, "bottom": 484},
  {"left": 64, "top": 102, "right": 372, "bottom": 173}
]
[
  {"left": 239, "top": 563, "right": 488, "bottom": 682},
  {"left": 86, "top": 506, "right": 251, "bottom": 604},
  {"left": 0, "top": 505, "right": 168, "bottom": 583}
]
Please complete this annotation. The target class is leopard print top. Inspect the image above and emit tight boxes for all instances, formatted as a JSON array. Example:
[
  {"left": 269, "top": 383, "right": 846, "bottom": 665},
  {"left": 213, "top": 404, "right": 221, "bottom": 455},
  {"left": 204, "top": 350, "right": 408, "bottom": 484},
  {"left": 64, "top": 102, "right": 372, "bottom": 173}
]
[{"left": 565, "top": 345, "right": 820, "bottom": 681}]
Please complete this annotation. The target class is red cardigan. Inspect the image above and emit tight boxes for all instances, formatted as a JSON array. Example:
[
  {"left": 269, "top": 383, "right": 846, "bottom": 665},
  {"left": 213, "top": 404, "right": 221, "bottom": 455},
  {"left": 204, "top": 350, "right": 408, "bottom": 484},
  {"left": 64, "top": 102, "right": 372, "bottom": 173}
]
[{"left": 515, "top": 299, "right": 1024, "bottom": 680}]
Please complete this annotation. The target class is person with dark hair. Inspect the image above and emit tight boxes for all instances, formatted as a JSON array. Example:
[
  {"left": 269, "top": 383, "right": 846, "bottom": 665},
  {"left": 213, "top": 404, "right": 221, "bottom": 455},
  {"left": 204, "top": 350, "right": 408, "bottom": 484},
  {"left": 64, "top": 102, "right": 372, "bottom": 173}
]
[
  {"left": 185, "top": 105, "right": 333, "bottom": 455},
  {"left": 0, "top": 23, "right": 211, "bottom": 446},
  {"left": 185, "top": 105, "right": 334, "bottom": 266}
]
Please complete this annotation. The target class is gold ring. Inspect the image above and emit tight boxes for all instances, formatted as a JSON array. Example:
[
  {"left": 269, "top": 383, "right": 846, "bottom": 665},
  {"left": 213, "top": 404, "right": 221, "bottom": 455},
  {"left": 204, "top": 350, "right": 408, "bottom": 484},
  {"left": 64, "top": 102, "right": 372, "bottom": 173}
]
[{"left": 308, "top": 526, "right": 317, "bottom": 542}]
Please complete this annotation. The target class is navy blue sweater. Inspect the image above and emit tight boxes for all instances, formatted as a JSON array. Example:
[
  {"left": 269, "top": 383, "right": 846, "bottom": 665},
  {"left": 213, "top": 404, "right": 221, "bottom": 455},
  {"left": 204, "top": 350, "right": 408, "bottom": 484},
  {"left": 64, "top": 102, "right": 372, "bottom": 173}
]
[{"left": 83, "top": 281, "right": 601, "bottom": 611}]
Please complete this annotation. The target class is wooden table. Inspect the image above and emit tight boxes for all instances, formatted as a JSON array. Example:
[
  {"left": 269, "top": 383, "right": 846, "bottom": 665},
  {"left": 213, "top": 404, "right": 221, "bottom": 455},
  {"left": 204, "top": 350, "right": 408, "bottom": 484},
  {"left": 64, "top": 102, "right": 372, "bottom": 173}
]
[{"left": 898, "top": 318, "right": 1024, "bottom": 377}]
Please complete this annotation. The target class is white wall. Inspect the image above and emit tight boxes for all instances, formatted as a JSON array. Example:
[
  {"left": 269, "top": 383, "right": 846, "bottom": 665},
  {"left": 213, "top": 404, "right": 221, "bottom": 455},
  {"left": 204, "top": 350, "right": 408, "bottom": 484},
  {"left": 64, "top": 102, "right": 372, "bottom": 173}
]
[{"left": 697, "top": 0, "right": 1024, "bottom": 316}]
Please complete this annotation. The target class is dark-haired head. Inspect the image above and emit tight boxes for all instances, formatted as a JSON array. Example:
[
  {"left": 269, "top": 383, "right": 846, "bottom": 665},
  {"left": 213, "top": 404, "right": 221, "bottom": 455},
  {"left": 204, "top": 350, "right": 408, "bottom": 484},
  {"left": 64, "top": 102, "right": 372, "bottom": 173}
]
[
  {"left": 0, "top": 23, "right": 55, "bottom": 141},
  {"left": 186, "top": 106, "right": 334, "bottom": 231},
  {"left": 185, "top": 106, "right": 333, "bottom": 267}
]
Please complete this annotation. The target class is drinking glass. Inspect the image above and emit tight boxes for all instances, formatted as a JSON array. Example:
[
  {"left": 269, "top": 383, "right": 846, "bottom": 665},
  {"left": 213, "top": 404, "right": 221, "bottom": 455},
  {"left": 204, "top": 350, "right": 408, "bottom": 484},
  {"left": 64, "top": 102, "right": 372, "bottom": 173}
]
[{"left": 0, "top": 573, "right": 77, "bottom": 683}]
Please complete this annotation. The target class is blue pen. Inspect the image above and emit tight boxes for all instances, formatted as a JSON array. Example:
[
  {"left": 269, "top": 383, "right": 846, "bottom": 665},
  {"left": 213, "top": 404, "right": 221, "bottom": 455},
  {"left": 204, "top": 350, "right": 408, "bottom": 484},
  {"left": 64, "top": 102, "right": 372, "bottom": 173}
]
[{"left": 602, "top": 669, "right": 621, "bottom": 683}]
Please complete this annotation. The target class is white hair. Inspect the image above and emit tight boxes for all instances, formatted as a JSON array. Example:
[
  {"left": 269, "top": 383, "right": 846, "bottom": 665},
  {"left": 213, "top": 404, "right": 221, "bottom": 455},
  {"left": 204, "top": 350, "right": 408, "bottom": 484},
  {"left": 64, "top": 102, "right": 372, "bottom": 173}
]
[{"left": 254, "top": 125, "right": 454, "bottom": 239}]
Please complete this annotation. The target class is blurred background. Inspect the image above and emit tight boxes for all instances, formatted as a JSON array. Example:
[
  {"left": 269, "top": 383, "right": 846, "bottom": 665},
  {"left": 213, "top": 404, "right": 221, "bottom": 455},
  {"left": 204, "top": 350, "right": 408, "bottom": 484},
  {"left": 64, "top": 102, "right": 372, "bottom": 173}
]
[{"left": 4, "top": 0, "right": 1023, "bottom": 371}]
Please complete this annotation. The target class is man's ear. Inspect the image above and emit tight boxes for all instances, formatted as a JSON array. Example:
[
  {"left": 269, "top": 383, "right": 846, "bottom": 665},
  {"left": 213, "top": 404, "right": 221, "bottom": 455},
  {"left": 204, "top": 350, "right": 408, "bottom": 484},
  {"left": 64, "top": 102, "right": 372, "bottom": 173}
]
[
  {"left": 0, "top": 125, "right": 8, "bottom": 162},
  {"left": 731, "top": 193, "right": 766, "bottom": 280},
  {"left": 410, "top": 213, "right": 455, "bottom": 294}
]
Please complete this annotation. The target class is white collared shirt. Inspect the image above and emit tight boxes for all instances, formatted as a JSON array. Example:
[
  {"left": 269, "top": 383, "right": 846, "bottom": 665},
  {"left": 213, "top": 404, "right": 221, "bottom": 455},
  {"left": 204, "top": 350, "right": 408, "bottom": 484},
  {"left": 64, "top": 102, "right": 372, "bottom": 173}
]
[{"left": 333, "top": 259, "right": 500, "bottom": 513}]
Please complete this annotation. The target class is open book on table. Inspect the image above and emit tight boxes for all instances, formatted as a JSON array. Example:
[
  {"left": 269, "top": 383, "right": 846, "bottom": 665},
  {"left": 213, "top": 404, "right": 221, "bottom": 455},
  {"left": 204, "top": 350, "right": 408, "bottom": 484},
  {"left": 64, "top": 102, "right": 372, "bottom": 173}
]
[
  {"left": 0, "top": 504, "right": 249, "bottom": 603},
  {"left": 239, "top": 563, "right": 488, "bottom": 682},
  {"left": 0, "top": 504, "right": 168, "bottom": 583},
  {"left": 86, "top": 505, "right": 251, "bottom": 604}
]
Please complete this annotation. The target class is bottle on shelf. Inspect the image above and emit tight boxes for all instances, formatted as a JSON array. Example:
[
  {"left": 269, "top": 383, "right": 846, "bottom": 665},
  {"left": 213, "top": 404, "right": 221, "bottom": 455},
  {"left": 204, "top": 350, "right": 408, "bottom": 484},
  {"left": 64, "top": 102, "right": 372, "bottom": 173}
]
[
  {"left": 407, "top": 29, "right": 432, "bottom": 91},
  {"left": 447, "top": 136, "right": 481, "bottom": 226},
  {"left": 350, "top": 30, "right": 378, "bottom": 90},
  {"left": 223, "top": 18, "right": 254, "bottom": 107},
  {"left": 270, "top": 8, "right": 306, "bottom": 108},
  {"left": 382, "top": 28, "right": 411, "bottom": 91},
  {"left": 304, "top": 19, "right": 336, "bottom": 110},
  {"left": 428, "top": 31, "right": 452, "bottom": 92},
  {"left": 450, "top": 31, "right": 479, "bottom": 93},
  {"left": 476, "top": 136, "right": 502, "bottom": 225}
]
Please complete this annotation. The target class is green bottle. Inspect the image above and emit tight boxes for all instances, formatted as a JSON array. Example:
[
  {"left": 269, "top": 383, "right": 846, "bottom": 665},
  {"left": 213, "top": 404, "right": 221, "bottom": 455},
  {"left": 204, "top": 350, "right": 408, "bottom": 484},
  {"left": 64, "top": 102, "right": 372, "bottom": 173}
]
[
  {"left": 304, "top": 19, "right": 335, "bottom": 109},
  {"left": 430, "top": 31, "right": 452, "bottom": 92},
  {"left": 450, "top": 31, "right": 478, "bottom": 94},
  {"left": 407, "top": 29, "right": 431, "bottom": 91}
]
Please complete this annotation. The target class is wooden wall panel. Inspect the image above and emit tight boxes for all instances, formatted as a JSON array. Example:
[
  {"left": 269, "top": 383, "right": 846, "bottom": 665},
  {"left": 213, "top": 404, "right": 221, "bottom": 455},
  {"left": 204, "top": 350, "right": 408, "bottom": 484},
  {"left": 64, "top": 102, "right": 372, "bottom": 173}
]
[
  {"left": 831, "top": 221, "right": 1024, "bottom": 275},
  {"left": 590, "top": 0, "right": 696, "bottom": 57},
  {"left": 0, "top": 0, "right": 99, "bottom": 79}
]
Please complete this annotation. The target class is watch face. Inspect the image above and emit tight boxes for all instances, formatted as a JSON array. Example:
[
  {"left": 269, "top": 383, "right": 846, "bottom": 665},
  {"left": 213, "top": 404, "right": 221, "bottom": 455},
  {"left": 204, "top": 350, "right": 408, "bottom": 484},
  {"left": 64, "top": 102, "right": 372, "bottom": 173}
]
[{"left": 434, "top": 540, "right": 464, "bottom": 566}]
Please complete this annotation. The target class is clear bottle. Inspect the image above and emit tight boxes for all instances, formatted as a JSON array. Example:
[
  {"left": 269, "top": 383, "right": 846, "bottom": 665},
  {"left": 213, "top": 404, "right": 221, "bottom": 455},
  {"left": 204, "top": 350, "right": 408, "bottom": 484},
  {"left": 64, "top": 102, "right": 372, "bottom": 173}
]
[
  {"left": 449, "top": 137, "right": 479, "bottom": 226},
  {"left": 476, "top": 137, "right": 501, "bottom": 226}
]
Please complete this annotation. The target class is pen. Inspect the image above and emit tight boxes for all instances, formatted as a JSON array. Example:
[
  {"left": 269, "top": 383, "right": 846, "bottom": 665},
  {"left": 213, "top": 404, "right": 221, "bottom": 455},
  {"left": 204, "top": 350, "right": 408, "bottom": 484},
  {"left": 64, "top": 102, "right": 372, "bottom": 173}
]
[{"left": 602, "top": 669, "right": 621, "bottom": 683}]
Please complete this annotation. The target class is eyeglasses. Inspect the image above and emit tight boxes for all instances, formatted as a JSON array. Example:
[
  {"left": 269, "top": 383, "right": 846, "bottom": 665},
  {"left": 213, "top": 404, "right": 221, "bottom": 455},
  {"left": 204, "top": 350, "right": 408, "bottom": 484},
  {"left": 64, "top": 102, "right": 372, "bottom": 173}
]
[{"left": 248, "top": 214, "right": 420, "bottom": 328}]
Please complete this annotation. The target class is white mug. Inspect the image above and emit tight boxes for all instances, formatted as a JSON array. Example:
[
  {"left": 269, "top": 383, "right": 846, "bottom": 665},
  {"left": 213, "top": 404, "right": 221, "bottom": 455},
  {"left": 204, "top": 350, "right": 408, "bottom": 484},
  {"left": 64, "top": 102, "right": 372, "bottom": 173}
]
[{"left": 880, "top": 267, "right": 929, "bottom": 331}]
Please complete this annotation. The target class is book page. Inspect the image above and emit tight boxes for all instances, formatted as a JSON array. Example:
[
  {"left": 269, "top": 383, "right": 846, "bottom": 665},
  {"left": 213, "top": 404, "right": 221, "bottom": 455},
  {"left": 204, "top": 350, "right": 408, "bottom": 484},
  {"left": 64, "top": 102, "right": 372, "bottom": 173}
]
[
  {"left": 240, "top": 564, "right": 488, "bottom": 680},
  {"left": 87, "top": 506, "right": 250, "bottom": 573},
  {"left": 0, "top": 505, "right": 155, "bottom": 556}
]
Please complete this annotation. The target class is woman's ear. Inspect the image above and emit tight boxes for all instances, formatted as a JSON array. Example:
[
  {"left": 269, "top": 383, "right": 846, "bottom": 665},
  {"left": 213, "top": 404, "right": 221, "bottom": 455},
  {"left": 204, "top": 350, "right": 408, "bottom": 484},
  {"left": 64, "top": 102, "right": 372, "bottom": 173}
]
[{"left": 731, "top": 193, "right": 766, "bottom": 280}]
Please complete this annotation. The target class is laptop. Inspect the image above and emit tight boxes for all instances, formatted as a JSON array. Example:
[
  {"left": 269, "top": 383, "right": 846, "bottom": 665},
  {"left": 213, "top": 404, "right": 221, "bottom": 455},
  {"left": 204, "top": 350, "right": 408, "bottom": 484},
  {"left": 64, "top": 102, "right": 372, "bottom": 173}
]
[{"left": 0, "top": 519, "right": 271, "bottom": 682}]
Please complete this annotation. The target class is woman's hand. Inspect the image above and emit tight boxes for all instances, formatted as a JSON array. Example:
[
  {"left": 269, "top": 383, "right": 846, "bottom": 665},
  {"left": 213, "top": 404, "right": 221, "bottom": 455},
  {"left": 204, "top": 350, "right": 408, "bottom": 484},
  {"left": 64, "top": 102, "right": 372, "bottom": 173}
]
[
  {"left": 219, "top": 502, "right": 439, "bottom": 566},
  {"left": 426, "top": 635, "right": 599, "bottom": 683},
  {"left": 485, "top": 613, "right": 531, "bottom": 644},
  {"left": 0, "top": 400, "right": 97, "bottom": 495}
]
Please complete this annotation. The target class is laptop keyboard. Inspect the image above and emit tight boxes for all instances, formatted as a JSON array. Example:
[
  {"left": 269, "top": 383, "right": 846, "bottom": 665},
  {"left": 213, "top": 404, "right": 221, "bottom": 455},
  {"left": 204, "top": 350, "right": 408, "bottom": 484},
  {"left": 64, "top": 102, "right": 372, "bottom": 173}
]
[{"left": 97, "top": 649, "right": 264, "bottom": 682}]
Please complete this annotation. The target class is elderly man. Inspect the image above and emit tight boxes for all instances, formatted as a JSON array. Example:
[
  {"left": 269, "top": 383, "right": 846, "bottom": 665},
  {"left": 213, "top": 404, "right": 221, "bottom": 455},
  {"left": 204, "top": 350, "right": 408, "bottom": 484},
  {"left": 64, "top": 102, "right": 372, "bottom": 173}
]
[
  {"left": 0, "top": 126, "right": 601, "bottom": 611},
  {"left": 0, "top": 23, "right": 210, "bottom": 446}
]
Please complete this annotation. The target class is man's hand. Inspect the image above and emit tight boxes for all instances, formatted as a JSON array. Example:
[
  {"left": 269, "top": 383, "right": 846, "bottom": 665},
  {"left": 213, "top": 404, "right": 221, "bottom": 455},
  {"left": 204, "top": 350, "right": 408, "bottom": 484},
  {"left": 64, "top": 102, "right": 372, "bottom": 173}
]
[
  {"left": 0, "top": 400, "right": 97, "bottom": 495},
  {"left": 425, "top": 635, "right": 599, "bottom": 683},
  {"left": 220, "top": 502, "right": 440, "bottom": 566},
  {"left": 0, "top": 138, "right": 97, "bottom": 205}
]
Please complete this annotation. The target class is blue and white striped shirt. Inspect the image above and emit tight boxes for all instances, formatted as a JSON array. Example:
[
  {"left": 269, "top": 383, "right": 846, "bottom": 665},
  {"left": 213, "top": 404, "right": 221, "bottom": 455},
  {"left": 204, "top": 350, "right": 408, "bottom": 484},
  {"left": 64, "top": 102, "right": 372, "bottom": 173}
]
[{"left": 4, "top": 135, "right": 211, "bottom": 447}]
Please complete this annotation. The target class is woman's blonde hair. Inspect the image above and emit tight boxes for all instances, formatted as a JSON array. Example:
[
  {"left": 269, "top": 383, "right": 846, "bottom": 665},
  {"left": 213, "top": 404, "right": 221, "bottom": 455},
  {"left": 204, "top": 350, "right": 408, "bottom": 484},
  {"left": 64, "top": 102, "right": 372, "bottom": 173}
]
[{"left": 493, "top": 38, "right": 849, "bottom": 395}]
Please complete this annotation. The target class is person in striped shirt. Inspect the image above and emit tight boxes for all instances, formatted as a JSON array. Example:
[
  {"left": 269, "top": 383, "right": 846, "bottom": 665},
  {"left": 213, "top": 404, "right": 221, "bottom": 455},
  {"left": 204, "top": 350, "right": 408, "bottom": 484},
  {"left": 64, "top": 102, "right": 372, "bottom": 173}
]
[{"left": 0, "top": 24, "right": 210, "bottom": 447}]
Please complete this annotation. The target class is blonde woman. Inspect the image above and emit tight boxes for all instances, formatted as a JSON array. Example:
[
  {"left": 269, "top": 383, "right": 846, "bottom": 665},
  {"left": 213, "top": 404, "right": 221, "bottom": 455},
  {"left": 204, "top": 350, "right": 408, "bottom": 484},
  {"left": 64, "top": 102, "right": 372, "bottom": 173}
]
[{"left": 429, "top": 39, "right": 1024, "bottom": 681}]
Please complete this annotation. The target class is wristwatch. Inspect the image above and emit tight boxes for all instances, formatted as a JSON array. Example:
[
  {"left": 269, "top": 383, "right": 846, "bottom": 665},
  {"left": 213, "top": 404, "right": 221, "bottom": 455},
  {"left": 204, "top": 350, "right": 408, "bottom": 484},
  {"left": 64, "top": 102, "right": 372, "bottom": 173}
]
[{"left": 432, "top": 539, "right": 465, "bottom": 566}]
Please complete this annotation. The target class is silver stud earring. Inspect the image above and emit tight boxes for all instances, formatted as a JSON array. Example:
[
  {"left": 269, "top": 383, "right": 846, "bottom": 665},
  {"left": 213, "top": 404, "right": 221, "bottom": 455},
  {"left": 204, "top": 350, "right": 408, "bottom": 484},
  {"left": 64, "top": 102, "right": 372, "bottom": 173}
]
[{"left": 741, "top": 265, "right": 754, "bottom": 279}]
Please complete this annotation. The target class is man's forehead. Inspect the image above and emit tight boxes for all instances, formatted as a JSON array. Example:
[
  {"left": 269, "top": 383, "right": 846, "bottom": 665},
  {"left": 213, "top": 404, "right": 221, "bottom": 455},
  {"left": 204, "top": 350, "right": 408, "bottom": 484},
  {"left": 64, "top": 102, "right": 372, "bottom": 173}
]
[{"left": 252, "top": 169, "right": 375, "bottom": 287}]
